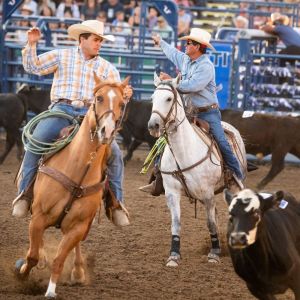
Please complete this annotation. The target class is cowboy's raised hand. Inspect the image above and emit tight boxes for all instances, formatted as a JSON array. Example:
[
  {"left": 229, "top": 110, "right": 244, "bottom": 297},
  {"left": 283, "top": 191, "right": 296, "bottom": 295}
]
[
  {"left": 124, "top": 85, "right": 133, "bottom": 102},
  {"left": 152, "top": 34, "right": 161, "bottom": 47},
  {"left": 27, "top": 27, "right": 41, "bottom": 45},
  {"left": 159, "top": 72, "right": 172, "bottom": 81}
]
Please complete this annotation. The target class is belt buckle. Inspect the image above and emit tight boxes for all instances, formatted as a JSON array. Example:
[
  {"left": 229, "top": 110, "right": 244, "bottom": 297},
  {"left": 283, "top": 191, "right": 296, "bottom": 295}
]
[{"left": 72, "top": 100, "right": 84, "bottom": 108}]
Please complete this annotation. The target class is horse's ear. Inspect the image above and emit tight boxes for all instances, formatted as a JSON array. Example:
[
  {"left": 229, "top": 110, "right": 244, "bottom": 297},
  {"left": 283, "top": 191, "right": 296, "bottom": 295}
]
[
  {"left": 121, "top": 76, "right": 130, "bottom": 88},
  {"left": 154, "top": 72, "right": 161, "bottom": 87},
  {"left": 93, "top": 72, "right": 101, "bottom": 86},
  {"left": 172, "top": 73, "right": 181, "bottom": 87}
]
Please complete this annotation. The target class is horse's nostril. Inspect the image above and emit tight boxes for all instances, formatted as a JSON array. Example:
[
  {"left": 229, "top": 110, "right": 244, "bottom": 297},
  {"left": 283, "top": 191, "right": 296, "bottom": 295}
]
[
  {"left": 101, "top": 126, "right": 105, "bottom": 135},
  {"left": 154, "top": 123, "right": 159, "bottom": 129}
]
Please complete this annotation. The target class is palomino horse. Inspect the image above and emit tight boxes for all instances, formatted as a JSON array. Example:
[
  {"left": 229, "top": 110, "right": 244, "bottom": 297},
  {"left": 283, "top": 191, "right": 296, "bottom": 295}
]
[
  {"left": 14, "top": 74, "right": 129, "bottom": 298},
  {"left": 148, "top": 73, "right": 247, "bottom": 267}
]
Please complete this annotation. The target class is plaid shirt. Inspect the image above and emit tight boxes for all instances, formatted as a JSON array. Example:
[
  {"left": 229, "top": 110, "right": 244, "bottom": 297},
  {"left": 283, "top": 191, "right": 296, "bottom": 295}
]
[{"left": 22, "top": 45, "right": 121, "bottom": 103}]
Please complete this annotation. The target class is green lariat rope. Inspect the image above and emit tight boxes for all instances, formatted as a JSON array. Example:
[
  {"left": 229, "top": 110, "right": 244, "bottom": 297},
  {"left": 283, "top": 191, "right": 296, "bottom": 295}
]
[
  {"left": 140, "top": 135, "right": 167, "bottom": 174},
  {"left": 22, "top": 110, "right": 80, "bottom": 155}
]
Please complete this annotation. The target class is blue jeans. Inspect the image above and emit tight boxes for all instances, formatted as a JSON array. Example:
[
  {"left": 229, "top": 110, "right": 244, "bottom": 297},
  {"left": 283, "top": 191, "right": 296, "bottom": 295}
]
[
  {"left": 19, "top": 103, "right": 124, "bottom": 202},
  {"left": 197, "top": 108, "right": 244, "bottom": 180}
]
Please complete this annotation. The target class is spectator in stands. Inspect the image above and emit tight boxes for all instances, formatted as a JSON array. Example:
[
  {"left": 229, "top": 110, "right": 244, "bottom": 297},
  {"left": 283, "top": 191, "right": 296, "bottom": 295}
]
[
  {"left": 253, "top": 7, "right": 268, "bottom": 29},
  {"left": 13, "top": 20, "right": 132, "bottom": 227},
  {"left": 260, "top": 12, "right": 300, "bottom": 66},
  {"left": 128, "top": 5, "right": 140, "bottom": 28},
  {"left": 178, "top": 7, "right": 192, "bottom": 37},
  {"left": 38, "top": 0, "right": 56, "bottom": 16},
  {"left": 22, "top": 0, "right": 38, "bottom": 16},
  {"left": 39, "top": 2, "right": 55, "bottom": 17},
  {"left": 15, "top": 5, "right": 35, "bottom": 45},
  {"left": 121, "top": 0, "right": 136, "bottom": 22},
  {"left": 147, "top": 7, "right": 158, "bottom": 31},
  {"left": 56, "top": 0, "right": 80, "bottom": 19},
  {"left": 81, "top": 0, "right": 100, "bottom": 20},
  {"left": 233, "top": 15, "right": 249, "bottom": 29},
  {"left": 101, "top": 0, "right": 124, "bottom": 23},
  {"left": 96, "top": 10, "right": 110, "bottom": 33},
  {"left": 143, "top": 28, "right": 244, "bottom": 192},
  {"left": 112, "top": 10, "right": 131, "bottom": 47},
  {"left": 153, "top": 16, "right": 174, "bottom": 40},
  {"left": 174, "top": 0, "right": 190, "bottom": 7}
]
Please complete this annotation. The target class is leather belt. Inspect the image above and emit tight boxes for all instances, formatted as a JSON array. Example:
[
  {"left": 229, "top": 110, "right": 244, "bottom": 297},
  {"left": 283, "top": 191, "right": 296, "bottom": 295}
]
[
  {"left": 194, "top": 103, "right": 219, "bottom": 113},
  {"left": 56, "top": 99, "right": 91, "bottom": 108}
]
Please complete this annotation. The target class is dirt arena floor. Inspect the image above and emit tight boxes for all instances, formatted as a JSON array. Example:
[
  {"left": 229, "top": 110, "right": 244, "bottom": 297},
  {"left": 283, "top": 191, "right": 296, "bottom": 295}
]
[{"left": 0, "top": 145, "right": 299, "bottom": 300}]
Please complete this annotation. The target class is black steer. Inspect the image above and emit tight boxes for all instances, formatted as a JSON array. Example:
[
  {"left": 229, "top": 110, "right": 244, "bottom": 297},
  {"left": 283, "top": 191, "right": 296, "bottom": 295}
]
[
  {"left": 222, "top": 110, "right": 300, "bottom": 189},
  {"left": 119, "top": 100, "right": 156, "bottom": 164},
  {"left": 0, "top": 85, "right": 50, "bottom": 164},
  {"left": 224, "top": 188, "right": 300, "bottom": 300}
]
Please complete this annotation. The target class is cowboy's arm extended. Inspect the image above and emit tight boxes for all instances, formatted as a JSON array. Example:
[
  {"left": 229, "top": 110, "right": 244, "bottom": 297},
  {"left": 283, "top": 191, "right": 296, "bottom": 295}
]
[
  {"left": 22, "top": 27, "right": 58, "bottom": 75},
  {"left": 178, "top": 62, "right": 213, "bottom": 92},
  {"left": 153, "top": 35, "right": 186, "bottom": 71},
  {"left": 160, "top": 40, "right": 186, "bottom": 71}
]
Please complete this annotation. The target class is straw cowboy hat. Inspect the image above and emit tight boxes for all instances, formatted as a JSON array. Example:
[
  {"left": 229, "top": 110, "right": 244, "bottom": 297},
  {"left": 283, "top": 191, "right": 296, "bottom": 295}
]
[
  {"left": 270, "top": 12, "right": 290, "bottom": 26},
  {"left": 179, "top": 28, "right": 216, "bottom": 51},
  {"left": 68, "top": 20, "right": 115, "bottom": 42}
]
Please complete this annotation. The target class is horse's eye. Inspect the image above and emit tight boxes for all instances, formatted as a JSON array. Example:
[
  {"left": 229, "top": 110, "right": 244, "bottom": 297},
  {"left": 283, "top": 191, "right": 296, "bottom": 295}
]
[
  {"left": 167, "top": 97, "right": 172, "bottom": 102},
  {"left": 97, "top": 96, "right": 104, "bottom": 103}
]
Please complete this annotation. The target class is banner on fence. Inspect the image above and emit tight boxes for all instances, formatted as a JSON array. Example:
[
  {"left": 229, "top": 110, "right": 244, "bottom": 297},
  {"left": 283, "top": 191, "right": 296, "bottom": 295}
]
[{"left": 210, "top": 43, "right": 232, "bottom": 109}]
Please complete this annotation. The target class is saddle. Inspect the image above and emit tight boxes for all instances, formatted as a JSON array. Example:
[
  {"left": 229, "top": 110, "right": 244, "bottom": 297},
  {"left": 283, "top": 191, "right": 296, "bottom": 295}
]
[{"left": 147, "top": 117, "right": 245, "bottom": 196}]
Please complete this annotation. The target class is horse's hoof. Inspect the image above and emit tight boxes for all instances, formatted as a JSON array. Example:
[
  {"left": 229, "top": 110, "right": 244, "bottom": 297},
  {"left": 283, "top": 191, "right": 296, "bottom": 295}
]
[
  {"left": 71, "top": 268, "right": 86, "bottom": 284},
  {"left": 37, "top": 258, "right": 48, "bottom": 270},
  {"left": 45, "top": 291, "right": 57, "bottom": 298},
  {"left": 166, "top": 255, "right": 180, "bottom": 267},
  {"left": 15, "top": 258, "right": 28, "bottom": 280},
  {"left": 207, "top": 252, "right": 220, "bottom": 263}
]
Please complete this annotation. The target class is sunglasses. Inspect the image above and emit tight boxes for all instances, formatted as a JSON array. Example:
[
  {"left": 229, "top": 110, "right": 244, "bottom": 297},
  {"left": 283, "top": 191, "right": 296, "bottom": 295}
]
[{"left": 186, "top": 40, "right": 199, "bottom": 46}]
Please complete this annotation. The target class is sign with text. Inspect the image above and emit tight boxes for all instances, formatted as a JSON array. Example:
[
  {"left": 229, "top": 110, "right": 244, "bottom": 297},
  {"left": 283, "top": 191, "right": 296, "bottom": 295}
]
[{"left": 2, "top": 0, "right": 23, "bottom": 23}]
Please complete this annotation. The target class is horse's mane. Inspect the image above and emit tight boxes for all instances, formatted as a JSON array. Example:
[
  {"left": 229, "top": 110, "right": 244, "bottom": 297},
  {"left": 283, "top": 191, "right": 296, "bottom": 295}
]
[{"left": 94, "top": 81, "right": 123, "bottom": 94}]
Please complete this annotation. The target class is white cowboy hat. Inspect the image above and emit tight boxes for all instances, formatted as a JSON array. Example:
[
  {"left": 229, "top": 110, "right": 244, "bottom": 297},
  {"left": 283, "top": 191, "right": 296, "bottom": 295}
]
[
  {"left": 68, "top": 20, "right": 115, "bottom": 42},
  {"left": 270, "top": 12, "right": 290, "bottom": 26},
  {"left": 179, "top": 28, "right": 216, "bottom": 51}
]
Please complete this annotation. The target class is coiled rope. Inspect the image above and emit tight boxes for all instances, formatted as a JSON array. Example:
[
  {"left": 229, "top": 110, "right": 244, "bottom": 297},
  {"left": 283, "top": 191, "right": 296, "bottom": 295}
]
[
  {"left": 140, "top": 135, "right": 167, "bottom": 174},
  {"left": 22, "top": 110, "right": 80, "bottom": 155}
]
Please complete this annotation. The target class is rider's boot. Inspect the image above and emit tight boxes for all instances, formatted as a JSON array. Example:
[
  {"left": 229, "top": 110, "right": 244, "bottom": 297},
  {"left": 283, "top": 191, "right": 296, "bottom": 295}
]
[
  {"left": 12, "top": 191, "right": 31, "bottom": 218},
  {"left": 139, "top": 166, "right": 164, "bottom": 196},
  {"left": 104, "top": 186, "right": 129, "bottom": 227}
]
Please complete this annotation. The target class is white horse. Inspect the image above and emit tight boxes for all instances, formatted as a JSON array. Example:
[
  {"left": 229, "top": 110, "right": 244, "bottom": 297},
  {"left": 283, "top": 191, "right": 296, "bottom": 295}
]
[{"left": 148, "top": 73, "right": 247, "bottom": 267}]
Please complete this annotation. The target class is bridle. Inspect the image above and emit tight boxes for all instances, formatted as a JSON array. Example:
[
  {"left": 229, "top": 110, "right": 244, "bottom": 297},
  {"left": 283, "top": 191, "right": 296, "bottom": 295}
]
[
  {"left": 152, "top": 82, "right": 186, "bottom": 133},
  {"left": 90, "top": 90, "right": 125, "bottom": 143}
]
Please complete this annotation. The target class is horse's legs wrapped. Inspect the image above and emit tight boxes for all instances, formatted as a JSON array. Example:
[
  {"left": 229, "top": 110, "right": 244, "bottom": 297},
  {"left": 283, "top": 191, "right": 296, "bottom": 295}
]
[
  {"left": 165, "top": 192, "right": 181, "bottom": 267},
  {"left": 203, "top": 196, "right": 221, "bottom": 263}
]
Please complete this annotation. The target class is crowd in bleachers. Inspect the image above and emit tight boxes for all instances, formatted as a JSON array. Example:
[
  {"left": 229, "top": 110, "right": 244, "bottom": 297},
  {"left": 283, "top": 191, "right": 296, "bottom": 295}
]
[{"left": 1, "top": 0, "right": 299, "bottom": 47}]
